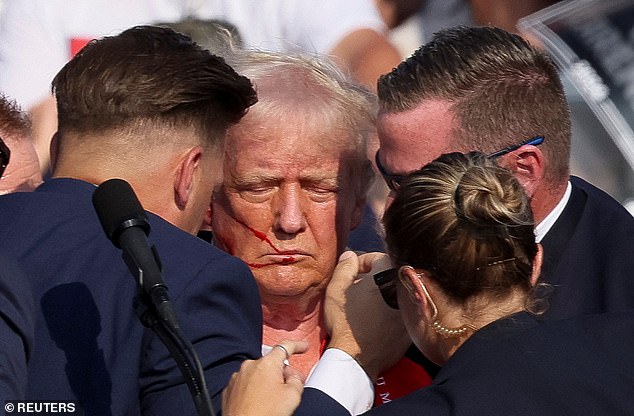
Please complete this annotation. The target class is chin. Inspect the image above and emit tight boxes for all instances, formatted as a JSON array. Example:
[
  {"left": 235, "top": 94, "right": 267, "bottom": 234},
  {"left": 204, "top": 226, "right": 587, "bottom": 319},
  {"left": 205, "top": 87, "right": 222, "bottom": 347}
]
[
  {"left": 260, "top": 282, "right": 326, "bottom": 304},
  {"left": 263, "top": 285, "right": 317, "bottom": 298}
]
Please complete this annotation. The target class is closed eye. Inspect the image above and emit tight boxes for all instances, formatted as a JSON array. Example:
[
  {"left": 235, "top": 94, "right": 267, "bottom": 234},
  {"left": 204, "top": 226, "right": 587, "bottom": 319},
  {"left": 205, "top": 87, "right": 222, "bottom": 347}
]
[
  {"left": 233, "top": 181, "right": 278, "bottom": 203},
  {"left": 303, "top": 182, "right": 339, "bottom": 202}
]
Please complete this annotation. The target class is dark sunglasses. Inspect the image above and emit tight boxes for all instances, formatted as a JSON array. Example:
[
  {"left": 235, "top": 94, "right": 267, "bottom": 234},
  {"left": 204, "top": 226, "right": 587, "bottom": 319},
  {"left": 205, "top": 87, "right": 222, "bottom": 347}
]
[
  {"left": 374, "top": 151, "right": 406, "bottom": 192},
  {"left": 375, "top": 136, "right": 545, "bottom": 191},
  {"left": 374, "top": 268, "right": 400, "bottom": 309},
  {"left": 0, "top": 136, "right": 10, "bottom": 178}
]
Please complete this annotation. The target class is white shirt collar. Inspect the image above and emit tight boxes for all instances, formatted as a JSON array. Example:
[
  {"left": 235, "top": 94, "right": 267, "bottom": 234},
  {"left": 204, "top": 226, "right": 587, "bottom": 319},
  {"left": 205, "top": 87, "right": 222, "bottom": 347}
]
[{"left": 534, "top": 181, "right": 572, "bottom": 243}]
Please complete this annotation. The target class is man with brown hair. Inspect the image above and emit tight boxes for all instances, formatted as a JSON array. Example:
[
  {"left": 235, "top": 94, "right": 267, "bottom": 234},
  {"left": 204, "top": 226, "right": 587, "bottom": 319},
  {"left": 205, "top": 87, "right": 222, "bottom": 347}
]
[
  {"left": 0, "top": 25, "right": 261, "bottom": 414},
  {"left": 374, "top": 25, "right": 634, "bottom": 319}
]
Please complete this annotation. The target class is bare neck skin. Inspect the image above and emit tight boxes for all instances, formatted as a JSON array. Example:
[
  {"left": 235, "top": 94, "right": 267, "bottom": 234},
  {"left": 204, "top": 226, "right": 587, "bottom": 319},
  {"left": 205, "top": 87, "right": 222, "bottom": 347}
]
[
  {"left": 433, "top": 286, "right": 530, "bottom": 365},
  {"left": 262, "top": 294, "right": 326, "bottom": 379}
]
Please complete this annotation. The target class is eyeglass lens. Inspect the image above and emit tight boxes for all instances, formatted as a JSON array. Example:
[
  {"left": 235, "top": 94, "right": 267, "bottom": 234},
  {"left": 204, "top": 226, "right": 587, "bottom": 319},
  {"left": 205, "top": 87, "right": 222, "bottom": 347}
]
[{"left": 374, "top": 268, "right": 399, "bottom": 310}]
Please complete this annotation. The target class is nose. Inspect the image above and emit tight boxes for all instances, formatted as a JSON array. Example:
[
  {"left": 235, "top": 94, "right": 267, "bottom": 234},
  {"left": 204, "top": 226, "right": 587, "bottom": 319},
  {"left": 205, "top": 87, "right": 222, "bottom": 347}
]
[{"left": 273, "top": 184, "right": 307, "bottom": 235}]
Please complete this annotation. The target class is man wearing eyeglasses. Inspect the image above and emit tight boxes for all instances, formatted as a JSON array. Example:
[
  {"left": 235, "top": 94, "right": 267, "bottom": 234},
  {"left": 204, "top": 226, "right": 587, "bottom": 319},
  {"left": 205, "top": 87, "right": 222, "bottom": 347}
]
[
  {"left": 0, "top": 95, "right": 43, "bottom": 194},
  {"left": 373, "top": 25, "right": 634, "bottom": 321}
]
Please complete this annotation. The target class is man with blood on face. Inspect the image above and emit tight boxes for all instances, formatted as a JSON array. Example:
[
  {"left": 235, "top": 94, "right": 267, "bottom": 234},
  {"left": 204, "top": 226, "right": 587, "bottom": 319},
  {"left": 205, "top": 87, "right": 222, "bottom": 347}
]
[{"left": 207, "top": 51, "right": 375, "bottom": 378}]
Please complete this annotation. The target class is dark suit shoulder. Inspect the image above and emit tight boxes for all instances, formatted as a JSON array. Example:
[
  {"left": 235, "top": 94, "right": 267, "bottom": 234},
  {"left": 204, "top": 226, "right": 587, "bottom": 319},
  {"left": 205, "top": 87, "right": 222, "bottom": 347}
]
[
  {"left": 146, "top": 212, "right": 257, "bottom": 297},
  {"left": 0, "top": 252, "right": 35, "bottom": 400},
  {"left": 570, "top": 176, "right": 634, "bottom": 224}
]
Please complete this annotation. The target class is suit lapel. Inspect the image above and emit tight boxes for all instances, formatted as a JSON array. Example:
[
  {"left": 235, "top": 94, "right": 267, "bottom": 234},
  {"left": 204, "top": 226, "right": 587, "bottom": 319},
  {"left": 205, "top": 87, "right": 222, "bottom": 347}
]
[{"left": 538, "top": 181, "right": 587, "bottom": 284}]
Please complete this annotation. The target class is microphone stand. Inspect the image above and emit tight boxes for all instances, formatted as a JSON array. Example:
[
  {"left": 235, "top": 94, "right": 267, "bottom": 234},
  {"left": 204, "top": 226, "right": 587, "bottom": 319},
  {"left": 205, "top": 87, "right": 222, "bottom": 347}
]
[{"left": 123, "top": 247, "right": 215, "bottom": 416}]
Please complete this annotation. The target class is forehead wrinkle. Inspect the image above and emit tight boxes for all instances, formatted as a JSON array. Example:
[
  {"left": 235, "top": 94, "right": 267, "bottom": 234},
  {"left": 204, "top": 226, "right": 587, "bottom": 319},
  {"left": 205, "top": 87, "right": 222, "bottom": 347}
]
[
  {"left": 227, "top": 151, "right": 349, "bottom": 189},
  {"left": 232, "top": 164, "right": 343, "bottom": 183},
  {"left": 230, "top": 171, "right": 280, "bottom": 185}
]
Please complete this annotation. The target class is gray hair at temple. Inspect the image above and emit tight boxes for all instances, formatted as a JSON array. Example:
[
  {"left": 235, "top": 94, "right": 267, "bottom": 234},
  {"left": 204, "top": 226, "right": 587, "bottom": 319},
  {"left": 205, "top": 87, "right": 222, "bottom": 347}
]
[
  {"left": 157, "top": 18, "right": 242, "bottom": 58},
  {"left": 227, "top": 49, "right": 376, "bottom": 198}
]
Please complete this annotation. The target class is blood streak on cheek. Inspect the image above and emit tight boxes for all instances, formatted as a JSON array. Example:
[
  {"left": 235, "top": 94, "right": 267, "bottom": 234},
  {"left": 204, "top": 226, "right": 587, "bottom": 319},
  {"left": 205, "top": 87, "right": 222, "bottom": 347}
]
[
  {"left": 233, "top": 218, "right": 296, "bottom": 265},
  {"left": 234, "top": 218, "right": 280, "bottom": 252}
]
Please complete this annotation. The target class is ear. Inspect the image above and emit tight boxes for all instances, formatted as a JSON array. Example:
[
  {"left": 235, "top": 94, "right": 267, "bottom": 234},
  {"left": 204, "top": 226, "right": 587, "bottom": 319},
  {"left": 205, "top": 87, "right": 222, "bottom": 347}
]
[
  {"left": 349, "top": 197, "right": 366, "bottom": 231},
  {"left": 530, "top": 243, "right": 544, "bottom": 287},
  {"left": 398, "top": 266, "right": 437, "bottom": 321},
  {"left": 498, "top": 145, "right": 545, "bottom": 198},
  {"left": 201, "top": 185, "right": 222, "bottom": 231},
  {"left": 174, "top": 146, "right": 203, "bottom": 210},
  {"left": 399, "top": 266, "right": 424, "bottom": 304},
  {"left": 49, "top": 132, "right": 60, "bottom": 172}
]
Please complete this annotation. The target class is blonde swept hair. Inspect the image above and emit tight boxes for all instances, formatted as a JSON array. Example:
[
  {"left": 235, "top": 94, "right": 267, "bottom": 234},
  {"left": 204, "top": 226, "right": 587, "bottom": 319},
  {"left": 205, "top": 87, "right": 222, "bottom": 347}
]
[{"left": 226, "top": 49, "right": 376, "bottom": 199}]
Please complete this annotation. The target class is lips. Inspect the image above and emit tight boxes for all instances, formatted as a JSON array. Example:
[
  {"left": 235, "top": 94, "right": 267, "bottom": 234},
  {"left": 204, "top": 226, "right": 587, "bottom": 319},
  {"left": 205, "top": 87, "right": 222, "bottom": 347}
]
[
  {"left": 247, "top": 253, "right": 306, "bottom": 269},
  {"left": 260, "top": 253, "right": 306, "bottom": 262},
  {"left": 272, "top": 250, "right": 308, "bottom": 256},
  {"left": 248, "top": 251, "right": 311, "bottom": 267}
]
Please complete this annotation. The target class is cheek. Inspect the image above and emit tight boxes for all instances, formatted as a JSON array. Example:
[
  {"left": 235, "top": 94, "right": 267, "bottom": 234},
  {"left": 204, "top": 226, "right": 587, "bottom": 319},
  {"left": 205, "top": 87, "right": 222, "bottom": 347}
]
[
  {"left": 210, "top": 210, "right": 240, "bottom": 256},
  {"left": 333, "top": 194, "right": 362, "bottom": 241},
  {"left": 211, "top": 193, "right": 270, "bottom": 257},
  {"left": 311, "top": 202, "right": 348, "bottom": 256}
]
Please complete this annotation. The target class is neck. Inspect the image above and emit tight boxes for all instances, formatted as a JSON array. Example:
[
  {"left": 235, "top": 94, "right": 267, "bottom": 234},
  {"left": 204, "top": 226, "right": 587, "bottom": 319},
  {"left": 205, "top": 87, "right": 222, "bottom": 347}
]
[
  {"left": 262, "top": 296, "right": 326, "bottom": 379},
  {"left": 53, "top": 163, "right": 192, "bottom": 233},
  {"left": 530, "top": 178, "right": 568, "bottom": 224},
  {"left": 436, "top": 287, "right": 528, "bottom": 362}
]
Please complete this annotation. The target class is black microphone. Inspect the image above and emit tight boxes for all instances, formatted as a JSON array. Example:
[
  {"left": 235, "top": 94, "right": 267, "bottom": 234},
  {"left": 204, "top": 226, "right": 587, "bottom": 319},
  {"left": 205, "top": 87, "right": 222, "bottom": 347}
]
[{"left": 92, "top": 178, "right": 176, "bottom": 327}]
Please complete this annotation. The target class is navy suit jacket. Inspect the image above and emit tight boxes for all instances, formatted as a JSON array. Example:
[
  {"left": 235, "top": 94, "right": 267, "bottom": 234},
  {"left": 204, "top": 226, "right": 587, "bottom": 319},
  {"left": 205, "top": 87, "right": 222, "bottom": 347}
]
[
  {"left": 539, "top": 176, "right": 634, "bottom": 319},
  {"left": 299, "top": 311, "right": 634, "bottom": 415},
  {"left": 0, "top": 251, "right": 35, "bottom": 401},
  {"left": 0, "top": 178, "right": 263, "bottom": 415}
]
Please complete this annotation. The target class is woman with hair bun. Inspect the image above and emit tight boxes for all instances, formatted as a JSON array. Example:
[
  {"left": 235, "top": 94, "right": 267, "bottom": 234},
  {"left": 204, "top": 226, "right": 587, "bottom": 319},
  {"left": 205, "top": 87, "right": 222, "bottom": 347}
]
[{"left": 381, "top": 151, "right": 544, "bottom": 364}]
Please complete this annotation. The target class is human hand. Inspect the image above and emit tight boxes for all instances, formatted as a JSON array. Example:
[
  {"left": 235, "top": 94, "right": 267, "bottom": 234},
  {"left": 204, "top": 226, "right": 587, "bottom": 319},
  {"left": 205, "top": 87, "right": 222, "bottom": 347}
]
[
  {"left": 222, "top": 340, "right": 308, "bottom": 416},
  {"left": 324, "top": 251, "right": 410, "bottom": 380}
]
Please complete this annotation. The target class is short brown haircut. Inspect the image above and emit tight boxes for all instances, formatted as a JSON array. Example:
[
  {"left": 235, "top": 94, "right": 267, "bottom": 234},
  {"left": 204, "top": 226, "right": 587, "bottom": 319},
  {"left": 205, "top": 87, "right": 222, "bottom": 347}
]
[
  {"left": 378, "top": 26, "right": 571, "bottom": 185},
  {"left": 52, "top": 25, "right": 257, "bottom": 149}
]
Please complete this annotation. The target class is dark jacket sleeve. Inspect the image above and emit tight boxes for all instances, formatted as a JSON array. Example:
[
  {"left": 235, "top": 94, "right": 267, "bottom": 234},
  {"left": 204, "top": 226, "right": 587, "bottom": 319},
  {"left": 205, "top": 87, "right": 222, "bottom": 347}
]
[
  {"left": 294, "top": 387, "right": 352, "bottom": 416},
  {"left": 138, "top": 240, "right": 263, "bottom": 415},
  {"left": 0, "top": 252, "right": 35, "bottom": 401}
]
